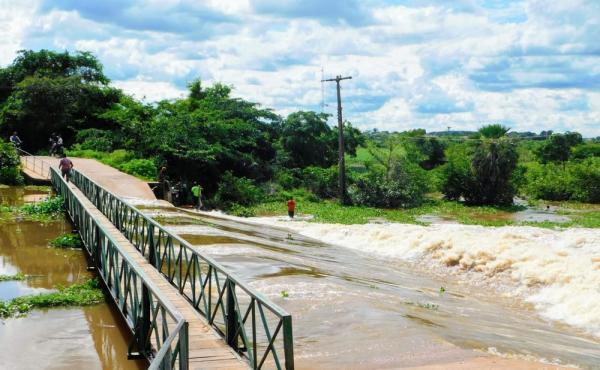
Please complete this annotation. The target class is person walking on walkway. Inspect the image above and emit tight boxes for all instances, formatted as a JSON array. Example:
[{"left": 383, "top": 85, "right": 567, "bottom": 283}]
[
  {"left": 191, "top": 182, "right": 203, "bottom": 210},
  {"left": 49, "top": 133, "right": 57, "bottom": 155},
  {"left": 9, "top": 132, "right": 22, "bottom": 148},
  {"left": 55, "top": 135, "right": 64, "bottom": 156},
  {"left": 58, "top": 154, "right": 74, "bottom": 182},
  {"left": 287, "top": 197, "right": 296, "bottom": 219}
]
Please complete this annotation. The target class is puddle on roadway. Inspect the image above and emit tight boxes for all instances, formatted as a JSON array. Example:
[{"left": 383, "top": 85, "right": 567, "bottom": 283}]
[
  {"left": 0, "top": 188, "right": 145, "bottom": 370},
  {"left": 148, "top": 208, "right": 600, "bottom": 369}
]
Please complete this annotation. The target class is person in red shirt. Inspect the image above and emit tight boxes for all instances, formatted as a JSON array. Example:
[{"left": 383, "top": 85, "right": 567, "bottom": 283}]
[
  {"left": 58, "top": 155, "right": 74, "bottom": 182},
  {"left": 287, "top": 197, "right": 296, "bottom": 219}
]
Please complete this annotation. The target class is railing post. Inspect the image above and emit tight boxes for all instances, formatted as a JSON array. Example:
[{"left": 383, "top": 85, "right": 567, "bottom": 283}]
[
  {"left": 140, "top": 284, "right": 151, "bottom": 356},
  {"left": 180, "top": 322, "right": 189, "bottom": 370},
  {"left": 148, "top": 223, "right": 156, "bottom": 268},
  {"left": 226, "top": 279, "right": 239, "bottom": 350},
  {"left": 282, "top": 316, "right": 294, "bottom": 370},
  {"left": 94, "top": 225, "right": 102, "bottom": 271}
]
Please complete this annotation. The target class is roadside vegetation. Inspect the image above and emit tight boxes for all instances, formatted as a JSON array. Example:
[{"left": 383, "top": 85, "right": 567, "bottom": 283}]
[
  {"left": 0, "top": 279, "right": 103, "bottom": 319},
  {"left": 1, "top": 50, "right": 599, "bottom": 227}
]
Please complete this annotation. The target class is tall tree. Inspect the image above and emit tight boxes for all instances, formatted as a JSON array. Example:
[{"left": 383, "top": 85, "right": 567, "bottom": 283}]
[{"left": 0, "top": 50, "right": 119, "bottom": 151}]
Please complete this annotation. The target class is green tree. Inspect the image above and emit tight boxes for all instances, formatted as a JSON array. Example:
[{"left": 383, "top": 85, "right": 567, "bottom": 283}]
[
  {"left": 442, "top": 125, "right": 518, "bottom": 205},
  {"left": 278, "top": 111, "right": 363, "bottom": 169},
  {"left": 477, "top": 124, "right": 510, "bottom": 139},
  {"left": 0, "top": 50, "right": 119, "bottom": 151},
  {"left": 0, "top": 141, "right": 23, "bottom": 184},
  {"left": 535, "top": 132, "right": 583, "bottom": 163}
]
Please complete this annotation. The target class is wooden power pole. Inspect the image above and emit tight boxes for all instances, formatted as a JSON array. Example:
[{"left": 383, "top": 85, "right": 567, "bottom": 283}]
[{"left": 322, "top": 75, "right": 352, "bottom": 204}]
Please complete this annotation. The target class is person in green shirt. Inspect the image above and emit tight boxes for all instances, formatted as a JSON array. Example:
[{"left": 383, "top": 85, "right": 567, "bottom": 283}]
[{"left": 191, "top": 183, "right": 202, "bottom": 210}]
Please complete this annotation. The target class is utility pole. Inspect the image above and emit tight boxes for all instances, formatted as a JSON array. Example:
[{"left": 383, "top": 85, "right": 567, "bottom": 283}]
[{"left": 322, "top": 75, "right": 352, "bottom": 204}]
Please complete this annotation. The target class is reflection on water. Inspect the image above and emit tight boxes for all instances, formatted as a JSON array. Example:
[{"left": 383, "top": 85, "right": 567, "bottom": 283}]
[
  {"left": 0, "top": 186, "right": 52, "bottom": 207},
  {"left": 153, "top": 209, "right": 600, "bottom": 369},
  {"left": 0, "top": 188, "right": 145, "bottom": 370}
]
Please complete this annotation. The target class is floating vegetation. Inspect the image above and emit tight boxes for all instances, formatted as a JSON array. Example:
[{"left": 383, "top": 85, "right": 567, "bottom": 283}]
[
  {"left": 280, "top": 290, "right": 289, "bottom": 298},
  {"left": 0, "top": 279, "right": 104, "bottom": 319},
  {"left": 404, "top": 300, "right": 440, "bottom": 311},
  {"left": 0, "top": 273, "right": 26, "bottom": 282},
  {"left": 49, "top": 233, "right": 82, "bottom": 249},
  {"left": 19, "top": 196, "right": 64, "bottom": 216}
]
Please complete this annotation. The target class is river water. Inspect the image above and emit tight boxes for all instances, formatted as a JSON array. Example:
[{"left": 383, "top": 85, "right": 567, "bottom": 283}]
[
  {"left": 0, "top": 187, "right": 145, "bottom": 370},
  {"left": 138, "top": 204, "right": 600, "bottom": 369}
]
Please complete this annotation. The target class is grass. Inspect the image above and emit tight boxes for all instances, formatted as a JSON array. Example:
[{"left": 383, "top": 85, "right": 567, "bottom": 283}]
[
  {"left": 49, "top": 233, "right": 82, "bottom": 249},
  {"left": 0, "top": 273, "right": 26, "bottom": 282},
  {"left": 247, "top": 197, "right": 600, "bottom": 228},
  {"left": 0, "top": 279, "right": 104, "bottom": 319}
]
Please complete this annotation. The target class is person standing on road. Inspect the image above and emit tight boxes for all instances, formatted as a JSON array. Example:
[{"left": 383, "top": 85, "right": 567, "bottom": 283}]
[
  {"left": 58, "top": 154, "right": 74, "bottom": 182},
  {"left": 191, "top": 182, "right": 203, "bottom": 210},
  {"left": 287, "top": 197, "right": 296, "bottom": 219},
  {"left": 49, "top": 133, "right": 57, "bottom": 155},
  {"left": 55, "top": 135, "right": 64, "bottom": 156},
  {"left": 9, "top": 132, "right": 22, "bottom": 148}
]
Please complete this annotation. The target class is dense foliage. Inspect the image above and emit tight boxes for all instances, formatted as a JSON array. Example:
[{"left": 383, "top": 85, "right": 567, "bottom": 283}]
[
  {"left": 442, "top": 126, "right": 518, "bottom": 206},
  {"left": 0, "top": 50, "right": 119, "bottom": 151},
  {"left": 1, "top": 50, "right": 598, "bottom": 209},
  {"left": 0, "top": 141, "right": 23, "bottom": 184}
]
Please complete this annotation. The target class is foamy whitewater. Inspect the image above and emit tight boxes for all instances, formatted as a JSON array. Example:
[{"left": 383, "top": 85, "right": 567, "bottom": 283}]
[{"left": 246, "top": 217, "right": 600, "bottom": 337}]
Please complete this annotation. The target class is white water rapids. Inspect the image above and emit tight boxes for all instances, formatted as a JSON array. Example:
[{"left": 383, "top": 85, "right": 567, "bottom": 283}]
[{"left": 246, "top": 218, "right": 600, "bottom": 339}]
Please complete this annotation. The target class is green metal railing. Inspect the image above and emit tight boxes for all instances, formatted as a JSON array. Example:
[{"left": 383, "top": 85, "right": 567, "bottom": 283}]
[
  {"left": 17, "top": 148, "right": 51, "bottom": 179},
  {"left": 70, "top": 169, "right": 295, "bottom": 370},
  {"left": 50, "top": 168, "right": 189, "bottom": 370}
]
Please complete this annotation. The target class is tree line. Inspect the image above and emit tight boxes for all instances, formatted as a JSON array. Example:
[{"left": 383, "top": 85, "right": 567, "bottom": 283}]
[{"left": 1, "top": 50, "right": 598, "bottom": 209}]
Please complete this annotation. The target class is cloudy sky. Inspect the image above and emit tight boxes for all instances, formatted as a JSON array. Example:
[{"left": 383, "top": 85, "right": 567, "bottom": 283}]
[{"left": 1, "top": 0, "right": 599, "bottom": 136}]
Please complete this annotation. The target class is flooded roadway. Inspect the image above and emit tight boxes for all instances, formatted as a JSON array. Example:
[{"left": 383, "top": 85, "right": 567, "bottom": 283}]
[
  {"left": 143, "top": 205, "right": 600, "bottom": 369},
  {"left": 0, "top": 187, "right": 144, "bottom": 370}
]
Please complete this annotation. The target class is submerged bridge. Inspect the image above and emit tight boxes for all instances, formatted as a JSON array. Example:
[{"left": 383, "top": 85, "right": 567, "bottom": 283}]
[{"left": 19, "top": 153, "right": 294, "bottom": 370}]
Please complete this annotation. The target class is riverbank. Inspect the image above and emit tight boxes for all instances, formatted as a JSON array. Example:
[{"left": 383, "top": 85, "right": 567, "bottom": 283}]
[
  {"left": 246, "top": 198, "right": 600, "bottom": 228},
  {"left": 163, "top": 207, "right": 593, "bottom": 369}
]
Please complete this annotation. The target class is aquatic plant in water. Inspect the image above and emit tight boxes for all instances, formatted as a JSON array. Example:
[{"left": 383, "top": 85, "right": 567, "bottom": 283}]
[
  {"left": 49, "top": 233, "right": 82, "bottom": 249},
  {"left": 19, "top": 196, "right": 64, "bottom": 216},
  {"left": 0, "top": 279, "right": 104, "bottom": 319},
  {"left": 0, "top": 273, "right": 26, "bottom": 282}
]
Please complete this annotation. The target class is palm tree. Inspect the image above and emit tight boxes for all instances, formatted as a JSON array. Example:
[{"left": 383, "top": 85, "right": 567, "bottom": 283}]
[{"left": 478, "top": 124, "right": 510, "bottom": 139}]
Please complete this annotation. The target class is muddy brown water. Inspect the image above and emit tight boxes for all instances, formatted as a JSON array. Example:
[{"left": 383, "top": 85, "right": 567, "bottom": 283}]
[
  {"left": 145, "top": 207, "right": 600, "bottom": 369},
  {"left": 0, "top": 189, "right": 145, "bottom": 370}
]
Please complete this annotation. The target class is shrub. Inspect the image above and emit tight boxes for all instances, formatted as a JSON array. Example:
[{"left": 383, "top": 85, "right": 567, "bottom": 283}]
[
  {"left": 570, "top": 158, "right": 600, "bottom": 203},
  {"left": 521, "top": 158, "right": 600, "bottom": 203},
  {"left": 572, "top": 143, "right": 600, "bottom": 160},
  {"left": 442, "top": 139, "right": 518, "bottom": 206},
  {"left": 118, "top": 159, "right": 156, "bottom": 179},
  {"left": 213, "top": 172, "right": 264, "bottom": 208},
  {"left": 301, "top": 166, "right": 339, "bottom": 199},
  {"left": 350, "top": 162, "right": 426, "bottom": 208},
  {"left": 274, "top": 168, "right": 301, "bottom": 190},
  {"left": 522, "top": 162, "right": 573, "bottom": 201},
  {"left": 0, "top": 142, "right": 23, "bottom": 185},
  {"left": 75, "top": 129, "right": 114, "bottom": 152}
]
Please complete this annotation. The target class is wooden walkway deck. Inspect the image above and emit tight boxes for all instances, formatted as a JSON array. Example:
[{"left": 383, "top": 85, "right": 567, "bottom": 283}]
[
  {"left": 22, "top": 156, "right": 248, "bottom": 370},
  {"left": 21, "top": 156, "right": 156, "bottom": 199}
]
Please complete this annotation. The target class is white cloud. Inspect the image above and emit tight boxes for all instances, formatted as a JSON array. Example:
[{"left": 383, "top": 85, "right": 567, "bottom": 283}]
[{"left": 1, "top": 0, "right": 598, "bottom": 136}]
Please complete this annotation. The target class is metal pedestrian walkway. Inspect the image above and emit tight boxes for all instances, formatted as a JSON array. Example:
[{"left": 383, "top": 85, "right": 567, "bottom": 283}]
[{"left": 20, "top": 154, "right": 294, "bottom": 370}]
